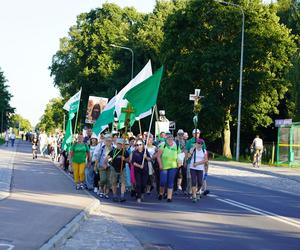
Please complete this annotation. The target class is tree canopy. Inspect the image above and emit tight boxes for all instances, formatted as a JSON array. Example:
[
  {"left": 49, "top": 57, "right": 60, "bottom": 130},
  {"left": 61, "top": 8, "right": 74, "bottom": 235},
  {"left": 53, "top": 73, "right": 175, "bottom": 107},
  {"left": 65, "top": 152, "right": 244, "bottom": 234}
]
[
  {"left": 0, "top": 67, "right": 14, "bottom": 132},
  {"left": 49, "top": 0, "right": 298, "bottom": 157}
]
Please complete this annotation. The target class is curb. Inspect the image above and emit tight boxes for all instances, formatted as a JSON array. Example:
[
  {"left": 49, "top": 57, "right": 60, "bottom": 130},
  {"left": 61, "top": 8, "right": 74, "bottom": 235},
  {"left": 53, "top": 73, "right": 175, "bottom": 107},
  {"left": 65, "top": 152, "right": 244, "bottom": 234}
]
[
  {"left": 39, "top": 159, "right": 102, "bottom": 250},
  {"left": 39, "top": 199, "right": 101, "bottom": 250}
]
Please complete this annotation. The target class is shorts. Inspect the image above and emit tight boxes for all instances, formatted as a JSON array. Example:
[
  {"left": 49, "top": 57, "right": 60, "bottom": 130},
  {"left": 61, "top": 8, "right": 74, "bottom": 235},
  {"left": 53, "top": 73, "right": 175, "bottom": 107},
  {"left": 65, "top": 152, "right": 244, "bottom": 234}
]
[{"left": 110, "top": 167, "right": 126, "bottom": 186}]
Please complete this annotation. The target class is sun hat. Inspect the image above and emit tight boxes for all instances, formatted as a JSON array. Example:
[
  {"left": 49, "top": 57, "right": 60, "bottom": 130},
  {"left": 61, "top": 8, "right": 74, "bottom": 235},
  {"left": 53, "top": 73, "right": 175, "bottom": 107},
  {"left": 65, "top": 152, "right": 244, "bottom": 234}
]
[
  {"left": 192, "top": 129, "right": 201, "bottom": 134},
  {"left": 177, "top": 129, "right": 184, "bottom": 135}
]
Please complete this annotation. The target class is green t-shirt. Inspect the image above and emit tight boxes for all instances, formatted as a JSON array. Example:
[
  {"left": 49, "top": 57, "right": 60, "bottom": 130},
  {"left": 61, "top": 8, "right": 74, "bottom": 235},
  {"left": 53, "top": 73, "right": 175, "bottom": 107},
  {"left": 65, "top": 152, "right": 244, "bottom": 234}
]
[
  {"left": 71, "top": 143, "right": 89, "bottom": 163},
  {"left": 159, "top": 143, "right": 181, "bottom": 170}
]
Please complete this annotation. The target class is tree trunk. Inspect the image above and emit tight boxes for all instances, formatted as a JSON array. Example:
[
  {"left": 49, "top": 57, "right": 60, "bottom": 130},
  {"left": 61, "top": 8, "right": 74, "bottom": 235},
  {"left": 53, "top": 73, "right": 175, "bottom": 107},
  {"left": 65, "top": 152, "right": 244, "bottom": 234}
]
[{"left": 223, "top": 109, "right": 232, "bottom": 158}]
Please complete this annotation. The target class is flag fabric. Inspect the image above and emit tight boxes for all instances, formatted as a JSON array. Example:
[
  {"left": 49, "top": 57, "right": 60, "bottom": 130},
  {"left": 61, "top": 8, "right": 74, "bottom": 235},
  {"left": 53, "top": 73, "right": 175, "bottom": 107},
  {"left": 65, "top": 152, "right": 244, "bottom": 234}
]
[
  {"left": 116, "top": 61, "right": 152, "bottom": 129},
  {"left": 93, "top": 61, "right": 152, "bottom": 134},
  {"left": 124, "top": 66, "right": 163, "bottom": 117},
  {"left": 62, "top": 113, "right": 75, "bottom": 151},
  {"left": 63, "top": 89, "right": 82, "bottom": 114},
  {"left": 92, "top": 96, "right": 116, "bottom": 135}
]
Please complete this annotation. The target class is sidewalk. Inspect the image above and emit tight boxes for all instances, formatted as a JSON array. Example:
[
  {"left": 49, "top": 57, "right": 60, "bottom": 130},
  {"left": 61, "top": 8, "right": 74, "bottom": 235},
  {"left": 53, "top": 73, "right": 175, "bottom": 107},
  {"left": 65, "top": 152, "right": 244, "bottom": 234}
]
[
  {"left": 0, "top": 140, "right": 144, "bottom": 249},
  {"left": 210, "top": 160, "right": 300, "bottom": 197},
  {"left": 0, "top": 140, "right": 17, "bottom": 200}
]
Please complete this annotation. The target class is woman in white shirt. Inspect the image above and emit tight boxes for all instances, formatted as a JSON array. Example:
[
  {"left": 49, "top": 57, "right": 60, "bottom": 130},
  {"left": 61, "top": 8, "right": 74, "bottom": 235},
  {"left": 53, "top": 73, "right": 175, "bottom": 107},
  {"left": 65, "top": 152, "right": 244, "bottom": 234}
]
[{"left": 188, "top": 138, "right": 208, "bottom": 203}]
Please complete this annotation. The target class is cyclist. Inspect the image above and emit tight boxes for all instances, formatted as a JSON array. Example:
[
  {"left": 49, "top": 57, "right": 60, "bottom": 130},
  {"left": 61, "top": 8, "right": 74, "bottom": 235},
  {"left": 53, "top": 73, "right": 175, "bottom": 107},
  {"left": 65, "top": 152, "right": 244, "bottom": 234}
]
[{"left": 250, "top": 135, "right": 263, "bottom": 167}]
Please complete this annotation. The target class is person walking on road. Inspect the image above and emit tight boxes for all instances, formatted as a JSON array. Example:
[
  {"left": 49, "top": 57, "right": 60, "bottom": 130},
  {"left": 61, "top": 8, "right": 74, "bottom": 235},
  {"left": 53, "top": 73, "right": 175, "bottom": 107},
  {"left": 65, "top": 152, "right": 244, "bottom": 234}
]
[
  {"left": 106, "top": 138, "right": 129, "bottom": 202},
  {"left": 69, "top": 133, "right": 90, "bottom": 190},
  {"left": 4, "top": 130, "right": 9, "bottom": 146},
  {"left": 85, "top": 134, "right": 98, "bottom": 190},
  {"left": 131, "top": 139, "right": 151, "bottom": 203},
  {"left": 10, "top": 131, "right": 16, "bottom": 147},
  {"left": 39, "top": 130, "right": 48, "bottom": 157},
  {"left": 94, "top": 134, "right": 114, "bottom": 198},
  {"left": 156, "top": 132, "right": 181, "bottom": 202},
  {"left": 251, "top": 135, "right": 264, "bottom": 167},
  {"left": 187, "top": 138, "right": 208, "bottom": 203}
]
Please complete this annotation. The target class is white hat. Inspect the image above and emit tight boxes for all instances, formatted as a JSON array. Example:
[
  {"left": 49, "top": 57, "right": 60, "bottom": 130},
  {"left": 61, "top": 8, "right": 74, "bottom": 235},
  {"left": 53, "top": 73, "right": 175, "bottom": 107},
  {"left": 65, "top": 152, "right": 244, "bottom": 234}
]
[
  {"left": 91, "top": 133, "right": 98, "bottom": 140},
  {"left": 104, "top": 133, "right": 112, "bottom": 139},
  {"left": 116, "top": 138, "right": 124, "bottom": 144},
  {"left": 177, "top": 129, "right": 184, "bottom": 134},
  {"left": 192, "top": 129, "right": 201, "bottom": 134}
]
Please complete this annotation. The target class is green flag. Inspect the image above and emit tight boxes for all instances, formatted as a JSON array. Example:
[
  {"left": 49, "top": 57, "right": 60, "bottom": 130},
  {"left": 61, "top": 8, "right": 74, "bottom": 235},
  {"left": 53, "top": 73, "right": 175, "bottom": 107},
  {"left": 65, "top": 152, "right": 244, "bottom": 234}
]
[
  {"left": 124, "top": 66, "right": 163, "bottom": 117},
  {"left": 63, "top": 89, "right": 81, "bottom": 114},
  {"left": 62, "top": 113, "right": 75, "bottom": 151}
]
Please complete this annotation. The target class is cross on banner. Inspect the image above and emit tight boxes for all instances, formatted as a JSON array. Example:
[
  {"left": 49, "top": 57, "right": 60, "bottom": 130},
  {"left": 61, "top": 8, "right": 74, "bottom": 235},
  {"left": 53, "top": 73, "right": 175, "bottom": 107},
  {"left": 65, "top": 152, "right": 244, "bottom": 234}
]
[
  {"left": 121, "top": 103, "right": 135, "bottom": 128},
  {"left": 189, "top": 89, "right": 204, "bottom": 106}
]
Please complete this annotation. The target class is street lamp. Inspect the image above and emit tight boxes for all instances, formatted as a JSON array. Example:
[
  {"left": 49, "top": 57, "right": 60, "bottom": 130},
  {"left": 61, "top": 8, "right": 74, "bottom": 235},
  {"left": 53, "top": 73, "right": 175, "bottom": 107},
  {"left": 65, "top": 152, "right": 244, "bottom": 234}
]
[
  {"left": 110, "top": 44, "right": 134, "bottom": 80},
  {"left": 215, "top": 0, "right": 244, "bottom": 161}
]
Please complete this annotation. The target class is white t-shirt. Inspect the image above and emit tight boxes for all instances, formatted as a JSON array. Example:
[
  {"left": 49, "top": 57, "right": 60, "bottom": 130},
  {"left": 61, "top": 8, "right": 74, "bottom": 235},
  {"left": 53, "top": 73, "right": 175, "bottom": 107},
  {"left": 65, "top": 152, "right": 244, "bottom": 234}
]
[
  {"left": 253, "top": 138, "right": 263, "bottom": 149},
  {"left": 189, "top": 148, "right": 206, "bottom": 171}
]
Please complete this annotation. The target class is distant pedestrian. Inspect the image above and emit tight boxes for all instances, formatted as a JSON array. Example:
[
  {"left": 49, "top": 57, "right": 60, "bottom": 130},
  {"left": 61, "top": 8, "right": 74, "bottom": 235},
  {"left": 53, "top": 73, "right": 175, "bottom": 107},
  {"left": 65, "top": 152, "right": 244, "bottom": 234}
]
[
  {"left": 39, "top": 131, "right": 48, "bottom": 157},
  {"left": 69, "top": 133, "right": 90, "bottom": 190},
  {"left": 4, "top": 130, "right": 9, "bottom": 146},
  {"left": 10, "top": 132, "right": 16, "bottom": 147},
  {"left": 251, "top": 135, "right": 264, "bottom": 167}
]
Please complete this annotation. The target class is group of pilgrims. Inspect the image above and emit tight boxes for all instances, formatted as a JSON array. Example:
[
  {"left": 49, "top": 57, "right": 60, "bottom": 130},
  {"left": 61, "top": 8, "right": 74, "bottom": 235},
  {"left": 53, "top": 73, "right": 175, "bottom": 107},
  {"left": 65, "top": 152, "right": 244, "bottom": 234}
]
[{"left": 63, "top": 127, "right": 210, "bottom": 203}]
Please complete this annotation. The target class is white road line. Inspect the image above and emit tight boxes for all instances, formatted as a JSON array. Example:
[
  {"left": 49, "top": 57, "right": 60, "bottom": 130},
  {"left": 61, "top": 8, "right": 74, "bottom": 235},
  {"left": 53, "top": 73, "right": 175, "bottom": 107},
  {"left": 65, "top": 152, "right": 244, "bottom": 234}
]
[
  {"left": 0, "top": 243, "right": 15, "bottom": 250},
  {"left": 214, "top": 196, "right": 300, "bottom": 229}
]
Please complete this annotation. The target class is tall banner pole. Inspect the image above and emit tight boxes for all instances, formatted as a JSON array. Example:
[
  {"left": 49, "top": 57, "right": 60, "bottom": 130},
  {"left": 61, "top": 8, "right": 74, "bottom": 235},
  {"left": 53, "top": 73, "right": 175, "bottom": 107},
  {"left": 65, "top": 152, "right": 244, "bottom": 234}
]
[{"left": 73, "top": 87, "right": 82, "bottom": 134}]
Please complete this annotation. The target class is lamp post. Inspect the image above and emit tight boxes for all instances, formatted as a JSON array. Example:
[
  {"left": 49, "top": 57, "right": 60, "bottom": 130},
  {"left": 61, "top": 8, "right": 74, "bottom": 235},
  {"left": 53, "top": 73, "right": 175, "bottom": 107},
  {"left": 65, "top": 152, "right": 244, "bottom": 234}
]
[
  {"left": 215, "top": 0, "right": 244, "bottom": 161},
  {"left": 110, "top": 44, "right": 134, "bottom": 80}
]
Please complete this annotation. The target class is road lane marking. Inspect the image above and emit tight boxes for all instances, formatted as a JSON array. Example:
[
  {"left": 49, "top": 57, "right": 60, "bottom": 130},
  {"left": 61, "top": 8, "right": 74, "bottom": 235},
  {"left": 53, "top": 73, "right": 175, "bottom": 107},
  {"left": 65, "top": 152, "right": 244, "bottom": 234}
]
[
  {"left": 0, "top": 244, "right": 15, "bottom": 250},
  {"left": 214, "top": 196, "right": 300, "bottom": 229}
]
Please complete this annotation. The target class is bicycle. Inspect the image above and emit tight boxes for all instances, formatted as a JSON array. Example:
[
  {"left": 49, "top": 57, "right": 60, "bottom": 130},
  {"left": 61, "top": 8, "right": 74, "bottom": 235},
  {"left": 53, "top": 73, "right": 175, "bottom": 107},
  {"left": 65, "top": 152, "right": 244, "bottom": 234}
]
[{"left": 252, "top": 148, "right": 262, "bottom": 168}]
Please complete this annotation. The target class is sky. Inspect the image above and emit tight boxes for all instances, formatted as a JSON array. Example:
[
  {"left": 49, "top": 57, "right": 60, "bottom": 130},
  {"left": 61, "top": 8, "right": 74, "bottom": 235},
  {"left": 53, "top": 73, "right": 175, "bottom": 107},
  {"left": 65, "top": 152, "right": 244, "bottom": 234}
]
[
  {"left": 0, "top": 0, "right": 156, "bottom": 127},
  {"left": 0, "top": 0, "right": 274, "bottom": 127}
]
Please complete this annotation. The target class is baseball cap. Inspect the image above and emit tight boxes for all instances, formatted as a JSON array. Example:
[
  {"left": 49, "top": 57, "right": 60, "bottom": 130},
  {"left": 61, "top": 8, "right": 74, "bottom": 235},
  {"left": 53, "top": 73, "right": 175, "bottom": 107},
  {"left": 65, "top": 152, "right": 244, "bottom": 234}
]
[
  {"left": 196, "top": 138, "right": 204, "bottom": 144},
  {"left": 192, "top": 129, "right": 201, "bottom": 134}
]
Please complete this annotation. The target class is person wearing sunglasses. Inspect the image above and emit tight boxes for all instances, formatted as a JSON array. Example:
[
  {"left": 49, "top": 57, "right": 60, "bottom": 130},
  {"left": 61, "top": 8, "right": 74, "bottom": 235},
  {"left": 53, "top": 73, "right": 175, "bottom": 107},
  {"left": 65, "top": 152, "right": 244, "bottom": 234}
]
[
  {"left": 188, "top": 138, "right": 208, "bottom": 203},
  {"left": 131, "top": 139, "right": 151, "bottom": 203}
]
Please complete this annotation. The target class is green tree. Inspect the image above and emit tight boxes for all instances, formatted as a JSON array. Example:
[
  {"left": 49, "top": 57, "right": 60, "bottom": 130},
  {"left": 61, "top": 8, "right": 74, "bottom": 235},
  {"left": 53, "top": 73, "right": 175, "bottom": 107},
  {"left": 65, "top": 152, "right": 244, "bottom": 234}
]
[
  {"left": 49, "top": 3, "right": 144, "bottom": 127},
  {"left": 160, "top": 0, "right": 297, "bottom": 157},
  {"left": 37, "top": 98, "right": 64, "bottom": 133},
  {"left": 10, "top": 114, "right": 32, "bottom": 132},
  {"left": 0, "top": 68, "right": 14, "bottom": 133}
]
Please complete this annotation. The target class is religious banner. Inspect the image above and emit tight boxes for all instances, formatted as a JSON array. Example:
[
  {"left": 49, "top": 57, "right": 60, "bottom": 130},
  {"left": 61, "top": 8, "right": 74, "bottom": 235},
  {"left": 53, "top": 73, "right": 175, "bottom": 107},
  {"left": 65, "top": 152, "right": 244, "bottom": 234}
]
[{"left": 85, "top": 96, "right": 108, "bottom": 124}]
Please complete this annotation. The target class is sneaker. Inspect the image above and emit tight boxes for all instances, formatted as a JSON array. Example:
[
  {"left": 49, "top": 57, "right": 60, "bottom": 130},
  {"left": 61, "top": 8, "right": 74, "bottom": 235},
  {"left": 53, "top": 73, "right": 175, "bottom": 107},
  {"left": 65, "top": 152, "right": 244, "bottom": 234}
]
[
  {"left": 137, "top": 198, "right": 141, "bottom": 203},
  {"left": 112, "top": 197, "right": 119, "bottom": 202},
  {"left": 94, "top": 187, "right": 98, "bottom": 193},
  {"left": 99, "top": 193, "right": 104, "bottom": 198},
  {"left": 163, "top": 193, "right": 167, "bottom": 199},
  {"left": 192, "top": 198, "right": 197, "bottom": 203},
  {"left": 203, "top": 190, "right": 210, "bottom": 196},
  {"left": 158, "top": 194, "right": 163, "bottom": 200},
  {"left": 167, "top": 198, "right": 172, "bottom": 202},
  {"left": 80, "top": 184, "right": 85, "bottom": 190},
  {"left": 76, "top": 184, "right": 80, "bottom": 190},
  {"left": 104, "top": 194, "right": 109, "bottom": 199},
  {"left": 178, "top": 185, "right": 182, "bottom": 191}
]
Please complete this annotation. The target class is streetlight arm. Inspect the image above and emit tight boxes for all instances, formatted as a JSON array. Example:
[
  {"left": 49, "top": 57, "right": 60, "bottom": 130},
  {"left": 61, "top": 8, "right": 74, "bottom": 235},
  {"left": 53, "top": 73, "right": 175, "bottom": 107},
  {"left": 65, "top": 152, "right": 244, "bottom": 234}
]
[{"left": 110, "top": 44, "right": 134, "bottom": 79}]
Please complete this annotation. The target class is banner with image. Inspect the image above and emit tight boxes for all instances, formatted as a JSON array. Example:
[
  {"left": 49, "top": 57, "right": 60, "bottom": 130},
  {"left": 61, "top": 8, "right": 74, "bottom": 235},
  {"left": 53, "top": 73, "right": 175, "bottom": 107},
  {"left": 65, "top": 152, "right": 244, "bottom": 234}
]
[{"left": 85, "top": 96, "right": 108, "bottom": 124}]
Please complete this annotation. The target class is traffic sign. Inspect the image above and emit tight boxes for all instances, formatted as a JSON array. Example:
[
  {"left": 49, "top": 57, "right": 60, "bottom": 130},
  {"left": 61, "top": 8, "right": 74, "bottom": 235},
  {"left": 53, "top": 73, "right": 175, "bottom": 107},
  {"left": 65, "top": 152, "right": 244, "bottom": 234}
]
[{"left": 275, "top": 119, "right": 292, "bottom": 127}]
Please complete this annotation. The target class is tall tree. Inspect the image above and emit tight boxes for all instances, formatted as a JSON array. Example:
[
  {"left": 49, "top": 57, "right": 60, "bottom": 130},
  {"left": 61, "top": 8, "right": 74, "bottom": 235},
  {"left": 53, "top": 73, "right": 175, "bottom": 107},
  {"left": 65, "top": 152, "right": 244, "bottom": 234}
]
[
  {"left": 37, "top": 98, "right": 64, "bottom": 133},
  {"left": 10, "top": 114, "right": 32, "bottom": 132},
  {"left": 0, "top": 67, "right": 14, "bottom": 132},
  {"left": 160, "top": 0, "right": 297, "bottom": 157},
  {"left": 49, "top": 3, "right": 144, "bottom": 127}
]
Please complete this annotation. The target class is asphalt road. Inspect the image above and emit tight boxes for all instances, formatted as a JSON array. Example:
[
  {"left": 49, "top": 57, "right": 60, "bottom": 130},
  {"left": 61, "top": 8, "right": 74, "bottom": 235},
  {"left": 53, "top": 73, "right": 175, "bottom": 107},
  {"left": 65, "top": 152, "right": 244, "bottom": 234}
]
[
  {"left": 0, "top": 141, "right": 94, "bottom": 250},
  {"left": 99, "top": 174, "right": 300, "bottom": 250}
]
